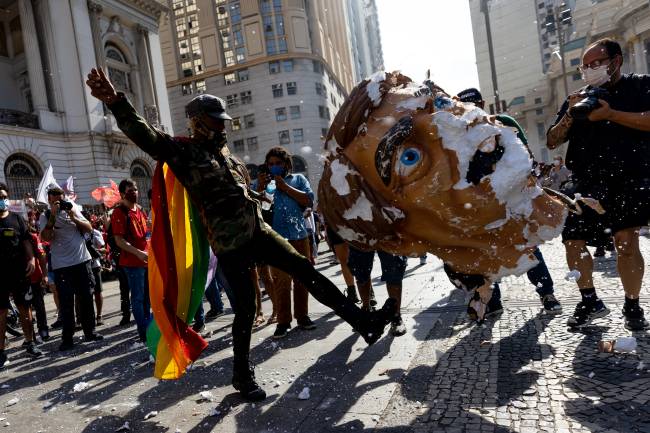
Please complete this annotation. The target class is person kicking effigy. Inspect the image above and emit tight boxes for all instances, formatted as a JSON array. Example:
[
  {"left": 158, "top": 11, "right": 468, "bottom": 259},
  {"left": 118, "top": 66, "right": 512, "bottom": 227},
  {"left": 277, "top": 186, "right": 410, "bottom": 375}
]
[
  {"left": 85, "top": 67, "right": 397, "bottom": 401},
  {"left": 318, "top": 71, "right": 602, "bottom": 320}
]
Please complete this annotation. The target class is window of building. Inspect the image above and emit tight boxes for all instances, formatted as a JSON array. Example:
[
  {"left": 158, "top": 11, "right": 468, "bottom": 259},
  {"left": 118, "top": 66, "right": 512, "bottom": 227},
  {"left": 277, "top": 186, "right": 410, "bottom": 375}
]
[
  {"left": 572, "top": 72, "right": 582, "bottom": 81},
  {"left": 224, "top": 50, "right": 235, "bottom": 66},
  {"left": 4, "top": 154, "right": 42, "bottom": 200},
  {"left": 278, "top": 37, "right": 287, "bottom": 53},
  {"left": 292, "top": 128, "right": 304, "bottom": 143},
  {"left": 282, "top": 59, "right": 293, "bottom": 72},
  {"left": 226, "top": 94, "right": 239, "bottom": 108},
  {"left": 272, "top": 83, "right": 283, "bottom": 98},
  {"left": 224, "top": 72, "right": 237, "bottom": 85},
  {"left": 182, "top": 83, "right": 193, "bottom": 95},
  {"left": 235, "top": 46, "right": 246, "bottom": 63},
  {"left": 244, "top": 114, "right": 255, "bottom": 128},
  {"left": 315, "top": 82, "right": 326, "bottom": 96},
  {"left": 105, "top": 43, "right": 133, "bottom": 96},
  {"left": 247, "top": 136, "right": 258, "bottom": 151},
  {"left": 261, "top": 0, "right": 285, "bottom": 56},
  {"left": 231, "top": 117, "right": 241, "bottom": 131},
  {"left": 266, "top": 38, "right": 277, "bottom": 55},
  {"left": 269, "top": 61, "right": 281, "bottom": 74},
  {"left": 131, "top": 160, "right": 152, "bottom": 209},
  {"left": 240, "top": 90, "right": 252, "bottom": 104},
  {"left": 534, "top": 97, "right": 542, "bottom": 104},
  {"left": 0, "top": 24, "right": 7, "bottom": 57},
  {"left": 313, "top": 60, "right": 322, "bottom": 74},
  {"left": 275, "top": 107, "right": 287, "bottom": 121},
  {"left": 238, "top": 69, "right": 249, "bottom": 81},
  {"left": 275, "top": 15, "right": 285, "bottom": 35},
  {"left": 291, "top": 155, "right": 307, "bottom": 173},
  {"left": 536, "top": 108, "right": 544, "bottom": 115},
  {"left": 233, "top": 139, "right": 244, "bottom": 152},
  {"left": 196, "top": 80, "right": 206, "bottom": 93},
  {"left": 279, "top": 130, "right": 290, "bottom": 144},
  {"left": 9, "top": 17, "right": 23, "bottom": 56},
  {"left": 321, "top": 128, "right": 329, "bottom": 138},
  {"left": 289, "top": 105, "right": 301, "bottom": 119},
  {"left": 182, "top": 61, "right": 193, "bottom": 77},
  {"left": 537, "top": 122, "right": 545, "bottom": 141},
  {"left": 330, "top": 93, "right": 336, "bottom": 105},
  {"left": 286, "top": 82, "right": 297, "bottom": 95},
  {"left": 318, "top": 105, "right": 329, "bottom": 120}
]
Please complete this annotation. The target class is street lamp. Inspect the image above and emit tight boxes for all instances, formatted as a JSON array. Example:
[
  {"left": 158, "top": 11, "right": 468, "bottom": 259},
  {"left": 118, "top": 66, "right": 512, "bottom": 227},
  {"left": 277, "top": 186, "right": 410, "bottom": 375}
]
[{"left": 545, "top": 2, "right": 573, "bottom": 99}]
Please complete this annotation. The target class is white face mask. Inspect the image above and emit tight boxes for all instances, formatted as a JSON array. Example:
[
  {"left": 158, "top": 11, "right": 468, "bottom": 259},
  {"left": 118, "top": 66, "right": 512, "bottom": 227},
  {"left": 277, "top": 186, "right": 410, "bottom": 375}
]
[
  {"left": 582, "top": 64, "right": 611, "bottom": 87},
  {"left": 553, "top": 160, "right": 561, "bottom": 167}
]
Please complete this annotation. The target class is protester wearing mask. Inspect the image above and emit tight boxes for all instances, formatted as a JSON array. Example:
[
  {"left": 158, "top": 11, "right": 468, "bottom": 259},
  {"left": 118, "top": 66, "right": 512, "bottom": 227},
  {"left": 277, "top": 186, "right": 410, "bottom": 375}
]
[
  {"left": 86, "top": 67, "right": 397, "bottom": 401},
  {"left": 544, "top": 156, "right": 572, "bottom": 191},
  {"left": 547, "top": 38, "right": 650, "bottom": 330},
  {"left": 0, "top": 183, "right": 42, "bottom": 367}
]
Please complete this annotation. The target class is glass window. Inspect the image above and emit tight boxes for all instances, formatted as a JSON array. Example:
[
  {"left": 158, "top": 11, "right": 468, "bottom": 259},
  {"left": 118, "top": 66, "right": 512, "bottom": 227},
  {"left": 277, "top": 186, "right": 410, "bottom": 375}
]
[
  {"left": 272, "top": 83, "right": 283, "bottom": 98},
  {"left": 330, "top": 93, "right": 335, "bottom": 105},
  {"left": 313, "top": 60, "right": 322, "bottom": 73},
  {"left": 232, "top": 117, "right": 242, "bottom": 131},
  {"left": 236, "top": 46, "right": 246, "bottom": 63},
  {"left": 570, "top": 58, "right": 580, "bottom": 66},
  {"left": 224, "top": 50, "right": 235, "bottom": 66},
  {"left": 286, "top": 82, "right": 297, "bottom": 95},
  {"left": 233, "top": 139, "right": 244, "bottom": 152},
  {"left": 273, "top": 0, "right": 282, "bottom": 12},
  {"left": 233, "top": 27, "right": 244, "bottom": 46},
  {"left": 260, "top": 0, "right": 272, "bottom": 14},
  {"left": 534, "top": 97, "right": 542, "bottom": 104},
  {"left": 282, "top": 59, "right": 293, "bottom": 72},
  {"left": 244, "top": 114, "right": 255, "bottom": 128},
  {"left": 230, "top": 2, "right": 241, "bottom": 24},
  {"left": 275, "top": 15, "right": 285, "bottom": 35},
  {"left": 318, "top": 105, "right": 327, "bottom": 119},
  {"left": 269, "top": 61, "right": 281, "bottom": 74},
  {"left": 278, "top": 37, "right": 287, "bottom": 53},
  {"left": 266, "top": 38, "right": 277, "bottom": 55},
  {"left": 182, "top": 83, "right": 193, "bottom": 95},
  {"left": 225, "top": 72, "right": 237, "bottom": 85},
  {"left": 194, "top": 58, "right": 203, "bottom": 74},
  {"left": 321, "top": 128, "right": 329, "bottom": 138},
  {"left": 275, "top": 107, "right": 287, "bottom": 121},
  {"left": 226, "top": 94, "right": 239, "bottom": 108},
  {"left": 247, "top": 137, "right": 258, "bottom": 151},
  {"left": 315, "top": 82, "right": 324, "bottom": 96},
  {"left": 289, "top": 105, "right": 301, "bottom": 119},
  {"left": 195, "top": 80, "right": 206, "bottom": 93},
  {"left": 279, "top": 130, "right": 290, "bottom": 144},
  {"left": 292, "top": 128, "right": 304, "bottom": 143},
  {"left": 536, "top": 122, "right": 545, "bottom": 141},
  {"left": 238, "top": 69, "right": 249, "bottom": 81},
  {"left": 535, "top": 108, "right": 544, "bottom": 115},
  {"left": 264, "top": 15, "right": 274, "bottom": 36},
  {"left": 240, "top": 90, "right": 252, "bottom": 104}
]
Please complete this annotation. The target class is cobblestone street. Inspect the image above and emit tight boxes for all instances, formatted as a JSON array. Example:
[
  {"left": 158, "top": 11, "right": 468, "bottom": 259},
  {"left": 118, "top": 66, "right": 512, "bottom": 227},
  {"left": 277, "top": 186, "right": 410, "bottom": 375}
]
[{"left": 0, "top": 236, "right": 649, "bottom": 432}]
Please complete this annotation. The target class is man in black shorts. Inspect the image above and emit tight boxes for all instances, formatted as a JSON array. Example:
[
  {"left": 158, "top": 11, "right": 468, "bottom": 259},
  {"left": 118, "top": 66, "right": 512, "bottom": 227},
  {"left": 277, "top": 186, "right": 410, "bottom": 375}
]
[
  {"left": 0, "top": 183, "right": 43, "bottom": 367},
  {"left": 547, "top": 38, "right": 650, "bottom": 330}
]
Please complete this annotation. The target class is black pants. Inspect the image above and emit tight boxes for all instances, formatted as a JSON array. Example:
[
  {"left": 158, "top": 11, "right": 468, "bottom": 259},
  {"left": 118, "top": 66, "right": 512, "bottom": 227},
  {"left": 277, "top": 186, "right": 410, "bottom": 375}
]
[
  {"left": 30, "top": 282, "right": 48, "bottom": 332},
  {"left": 117, "top": 265, "right": 131, "bottom": 319},
  {"left": 218, "top": 224, "right": 364, "bottom": 373},
  {"left": 54, "top": 261, "right": 96, "bottom": 343}
]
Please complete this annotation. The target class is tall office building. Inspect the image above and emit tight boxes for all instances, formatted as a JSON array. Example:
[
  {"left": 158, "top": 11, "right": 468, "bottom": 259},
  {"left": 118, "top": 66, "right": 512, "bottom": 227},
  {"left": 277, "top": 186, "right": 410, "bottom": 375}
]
[
  {"left": 0, "top": 0, "right": 172, "bottom": 208},
  {"left": 160, "top": 0, "right": 364, "bottom": 189},
  {"left": 346, "top": 0, "right": 384, "bottom": 82}
]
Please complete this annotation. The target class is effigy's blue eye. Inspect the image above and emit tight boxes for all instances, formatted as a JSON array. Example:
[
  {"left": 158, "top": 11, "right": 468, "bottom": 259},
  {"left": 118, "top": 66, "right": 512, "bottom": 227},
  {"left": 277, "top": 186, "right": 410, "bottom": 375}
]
[{"left": 400, "top": 148, "right": 421, "bottom": 166}]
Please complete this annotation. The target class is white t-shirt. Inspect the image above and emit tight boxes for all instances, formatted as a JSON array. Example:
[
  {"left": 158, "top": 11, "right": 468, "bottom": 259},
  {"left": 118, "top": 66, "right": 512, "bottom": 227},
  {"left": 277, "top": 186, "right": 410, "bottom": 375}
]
[{"left": 39, "top": 207, "right": 92, "bottom": 270}]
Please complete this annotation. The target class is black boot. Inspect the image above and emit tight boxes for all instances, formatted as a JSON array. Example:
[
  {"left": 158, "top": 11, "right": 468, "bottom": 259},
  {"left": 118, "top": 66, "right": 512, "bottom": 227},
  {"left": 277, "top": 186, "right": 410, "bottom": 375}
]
[
  {"left": 345, "top": 286, "right": 360, "bottom": 304},
  {"left": 232, "top": 364, "right": 266, "bottom": 401},
  {"left": 357, "top": 298, "right": 397, "bottom": 345}
]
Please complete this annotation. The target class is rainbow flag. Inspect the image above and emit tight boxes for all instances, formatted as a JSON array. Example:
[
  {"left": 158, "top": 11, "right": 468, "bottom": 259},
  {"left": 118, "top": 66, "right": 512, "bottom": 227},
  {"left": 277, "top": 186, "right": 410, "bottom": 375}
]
[{"left": 146, "top": 162, "right": 210, "bottom": 379}]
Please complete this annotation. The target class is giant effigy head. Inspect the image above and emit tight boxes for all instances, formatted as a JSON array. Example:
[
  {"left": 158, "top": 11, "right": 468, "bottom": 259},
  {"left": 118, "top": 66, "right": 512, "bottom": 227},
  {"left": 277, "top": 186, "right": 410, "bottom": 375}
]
[{"left": 318, "top": 72, "right": 568, "bottom": 280}]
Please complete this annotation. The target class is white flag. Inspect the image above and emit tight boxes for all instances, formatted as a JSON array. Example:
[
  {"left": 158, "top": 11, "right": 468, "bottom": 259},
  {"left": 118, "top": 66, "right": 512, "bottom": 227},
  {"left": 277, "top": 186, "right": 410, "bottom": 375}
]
[
  {"left": 63, "top": 175, "right": 77, "bottom": 202},
  {"left": 36, "top": 164, "right": 58, "bottom": 204}
]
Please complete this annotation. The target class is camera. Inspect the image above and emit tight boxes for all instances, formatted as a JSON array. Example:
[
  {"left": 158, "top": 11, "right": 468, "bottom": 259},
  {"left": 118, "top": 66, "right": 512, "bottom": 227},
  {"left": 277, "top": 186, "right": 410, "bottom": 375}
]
[
  {"left": 59, "top": 200, "right": 73, "bottom": 211},
  {"left": 569, "top": 87, "right": 610, "bottom": 120}
]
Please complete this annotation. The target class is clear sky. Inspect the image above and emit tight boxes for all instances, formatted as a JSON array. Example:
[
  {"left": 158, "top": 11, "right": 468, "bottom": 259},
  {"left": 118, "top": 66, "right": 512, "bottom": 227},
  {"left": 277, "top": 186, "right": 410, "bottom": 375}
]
[{"left": 375, "top": 0, "right": 480, "bottom": 97}]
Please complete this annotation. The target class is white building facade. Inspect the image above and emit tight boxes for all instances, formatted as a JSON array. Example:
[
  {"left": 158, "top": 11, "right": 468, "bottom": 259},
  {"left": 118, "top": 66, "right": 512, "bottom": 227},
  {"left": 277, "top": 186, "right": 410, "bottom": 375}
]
[{"left": 0, "top": 0, "right": 172, "bottom": 210}]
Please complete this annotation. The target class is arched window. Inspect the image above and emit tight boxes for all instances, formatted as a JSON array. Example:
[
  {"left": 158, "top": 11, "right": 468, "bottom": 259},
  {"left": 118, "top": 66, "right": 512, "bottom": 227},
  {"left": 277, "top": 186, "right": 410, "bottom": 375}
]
[
  {"left": 105, "top": 43, "right": 132, "bottom": 96},
  {"left": 291, "top": 155, "right": 307, "bottom": 174},
  {"left": 131, "top": 160, "right": 152, "bottom": 210},
  {"left": 4, "top": 154, "right": 42, "bottom": 199}
]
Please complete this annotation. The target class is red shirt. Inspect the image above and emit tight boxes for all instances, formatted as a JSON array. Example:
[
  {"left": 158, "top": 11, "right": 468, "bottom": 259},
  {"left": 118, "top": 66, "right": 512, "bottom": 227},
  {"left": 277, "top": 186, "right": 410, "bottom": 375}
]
[
  {"left": 111, "top": 205, "right": 148, "bottom": 268},
  {"left": 29, "top": 232, "right": 45, "bottom": 284}
]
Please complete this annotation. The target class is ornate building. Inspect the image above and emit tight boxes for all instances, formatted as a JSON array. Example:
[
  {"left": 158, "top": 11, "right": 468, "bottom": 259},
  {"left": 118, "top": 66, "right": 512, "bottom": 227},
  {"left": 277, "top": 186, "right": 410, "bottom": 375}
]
[{"left": 0, "top": 0, "right": 173, "bottom": 209}]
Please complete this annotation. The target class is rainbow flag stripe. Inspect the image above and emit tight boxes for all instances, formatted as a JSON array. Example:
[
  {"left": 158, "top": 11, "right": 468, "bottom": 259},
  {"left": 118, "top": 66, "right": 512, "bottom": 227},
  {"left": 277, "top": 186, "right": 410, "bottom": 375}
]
[{"left": 146, "top": 162, "right": 210, "bottom": 379}]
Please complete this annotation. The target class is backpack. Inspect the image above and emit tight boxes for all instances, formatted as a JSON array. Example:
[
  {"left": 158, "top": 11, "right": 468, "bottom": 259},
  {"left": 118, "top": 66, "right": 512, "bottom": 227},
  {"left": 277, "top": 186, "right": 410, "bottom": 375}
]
[{"left": 106, "top": 204, "right": 131, "bottom": 262}]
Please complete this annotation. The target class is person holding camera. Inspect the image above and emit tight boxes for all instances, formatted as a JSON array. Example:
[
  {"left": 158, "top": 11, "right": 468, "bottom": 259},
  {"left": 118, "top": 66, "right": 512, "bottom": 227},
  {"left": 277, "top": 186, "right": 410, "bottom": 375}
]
[
  {"left": 547, "top": 38, "right": 650, "bottom": 330},
  {"left": 39, "top": 185, "right": 103, "bottom": 351}
]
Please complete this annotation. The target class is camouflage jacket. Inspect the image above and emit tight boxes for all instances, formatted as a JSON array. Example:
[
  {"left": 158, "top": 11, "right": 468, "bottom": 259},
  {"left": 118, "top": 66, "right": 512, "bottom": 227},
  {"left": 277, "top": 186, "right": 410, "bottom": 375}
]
[{"left": 108, "top": 95, "right": 262, "bottom": 254}]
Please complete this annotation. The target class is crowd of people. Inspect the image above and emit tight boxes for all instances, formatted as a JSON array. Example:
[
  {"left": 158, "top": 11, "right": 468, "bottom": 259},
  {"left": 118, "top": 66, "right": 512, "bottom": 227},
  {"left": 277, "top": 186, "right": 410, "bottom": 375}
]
[{"left": 0, "top": 37, "right": 647, "bottom": 404}]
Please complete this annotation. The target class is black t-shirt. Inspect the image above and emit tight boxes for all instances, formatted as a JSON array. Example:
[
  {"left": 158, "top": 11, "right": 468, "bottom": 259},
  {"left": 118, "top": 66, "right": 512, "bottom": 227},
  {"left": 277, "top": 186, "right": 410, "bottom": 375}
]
[
  {"left": 551, "top": 74, "right": 650, "bottom": 190},
  {"left": 0, "top": 211, "right": 29, "bottom": 273}
]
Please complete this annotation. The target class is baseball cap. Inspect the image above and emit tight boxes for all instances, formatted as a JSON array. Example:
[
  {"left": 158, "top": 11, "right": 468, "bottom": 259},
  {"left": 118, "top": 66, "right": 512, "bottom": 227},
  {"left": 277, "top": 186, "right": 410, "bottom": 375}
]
[
  {"left": 457, "top": 88, "right": 484, "bottom": 104},
  {"left": 185, "top": 94, "right": 232, "bottom": 121}
]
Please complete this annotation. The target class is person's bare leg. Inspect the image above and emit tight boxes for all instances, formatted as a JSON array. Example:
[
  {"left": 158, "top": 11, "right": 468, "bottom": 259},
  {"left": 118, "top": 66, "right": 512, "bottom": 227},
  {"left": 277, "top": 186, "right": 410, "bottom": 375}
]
[
  {"left": 386, "top": 283, "right": 402, "bottom": 312},
  {"left": 564, "top": 240, "right": 595, "bottom": 289},
  {"left": 16, "top": 304, "right": 34, "bottom": 343},
  {"left": 250, "top": 268, "right": 265, "bottom": 326},
  {"left": 94, "top": 292, "right": 103, "bottom": 321},
  {"left": 615, "top": 228, "right": 643, "bottom": 299},
  {"left": 334, "top": 243, "right": 355, "bottom": 288},
  {"left": 357, "top": 280, "right": 372, "bottom": 310}
]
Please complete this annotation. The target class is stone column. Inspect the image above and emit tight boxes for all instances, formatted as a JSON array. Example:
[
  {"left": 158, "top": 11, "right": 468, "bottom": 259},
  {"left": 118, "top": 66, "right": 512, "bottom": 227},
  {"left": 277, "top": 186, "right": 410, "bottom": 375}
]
[
  {"left": 135, "top": 24, "right": 156, "bottom": 107},
  {"left": 17, "top": 0, "right": 48, "bottom": 112},
  {"left": 631, "top": 37, "right": 647, "bottom": 75},
  {"left": 87, "top": 0, "right": 105, "bottom": 68}
]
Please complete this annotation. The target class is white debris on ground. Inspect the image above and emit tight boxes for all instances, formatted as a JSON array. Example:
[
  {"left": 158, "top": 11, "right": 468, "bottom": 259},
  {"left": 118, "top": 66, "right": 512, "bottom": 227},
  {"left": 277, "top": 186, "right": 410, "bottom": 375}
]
[
  {"left": 72, "top": 382, "right": 93, "bottom": 392},
  {"left": 5, "top": 397, "right": 19, "bottom": 407},
  {"left": 588, "top": 372, "right": 595, "bottom": 379},
  {"left": 298, "top": 387, "right": 310, "bottom": 400},
  {"left": 198, "top": 391, "right": 214, "bottom": 402},
  {"left": 614, "top": 336, "right": 637, "bottom": 353},
  {"left": 114, "top": 421, "right": 130, "bottom": 432},
  {"left": 143, "top": 411, "right": 158, "bottom": 420}
]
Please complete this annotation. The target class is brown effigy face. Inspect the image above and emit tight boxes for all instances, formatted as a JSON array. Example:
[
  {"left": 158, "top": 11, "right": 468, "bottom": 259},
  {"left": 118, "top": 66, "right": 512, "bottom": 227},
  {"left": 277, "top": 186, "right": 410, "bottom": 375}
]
[{"left": 318, "top": 72, "right": 567, "bottom": 280}]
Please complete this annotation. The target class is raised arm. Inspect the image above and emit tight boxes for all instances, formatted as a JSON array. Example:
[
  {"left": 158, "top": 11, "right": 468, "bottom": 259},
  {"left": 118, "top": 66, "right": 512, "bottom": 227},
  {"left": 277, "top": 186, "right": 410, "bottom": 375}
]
[{"left": 547, "top": 93, "right": 582, "bottom": 149}]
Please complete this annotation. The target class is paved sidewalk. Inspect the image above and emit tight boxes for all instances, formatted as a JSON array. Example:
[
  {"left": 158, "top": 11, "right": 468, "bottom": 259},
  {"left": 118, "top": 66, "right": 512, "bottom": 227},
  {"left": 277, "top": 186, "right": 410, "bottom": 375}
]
[{"left": 0, "top": 236, "right": 649, "bottom": 432}]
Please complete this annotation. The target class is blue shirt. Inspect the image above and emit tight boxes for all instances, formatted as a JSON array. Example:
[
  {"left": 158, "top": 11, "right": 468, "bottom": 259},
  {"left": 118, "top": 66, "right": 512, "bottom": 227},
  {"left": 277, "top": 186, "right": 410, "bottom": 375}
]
[{"left": 271, "top": 173, "right": 314, "bottom": 241}]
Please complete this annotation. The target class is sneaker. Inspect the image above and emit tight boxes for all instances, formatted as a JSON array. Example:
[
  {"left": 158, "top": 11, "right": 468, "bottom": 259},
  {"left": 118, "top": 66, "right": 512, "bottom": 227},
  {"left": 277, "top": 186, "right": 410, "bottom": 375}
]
[
  {"left": 0, "top": 351, "right": 6, "bottom": 368},
  {"left": 369, "top": 289, "right": 377, "bottom": 307},
  {"left": 50, "top": 319, "right": 63, "bottom": 329},
  {"left": 192, "top": 321, "right": 206, "bottom": 333},
  {"left": 623, "top": 304, "right": 650, "bottom": 331},
  {"left": 390, "top": 316, "right": 407, "bottom": 337},
  {"left": 345, "top": 287, "right": 360, "bottom": 304},
  {"left": 118, "top": 316, "right": 131, "bottom": 326},
  {"left": 59, "top": 341, "right": 75, "bottom": 351},
  {"left": 205, "top": 309, "right": 224, "bottom": 321},
  {"left": 96, "top": 316, "right": 104, "bottom": 326},
  {"left": 297, "top": 317, "right": 316, "bottom": 330},
  {"left": 232, "top": 367, "right": 267, "bottom": 401},
  {"left": 467, "top": 293, "right": 502, "bottom": 321},
  {"left": 541, "top": 294, "right": 562, "bottom": 314},
  {"left": 359, "top": 298, "right": 397, "bottom": 345},
  {"left": 39, "top": 328, "right": 50, "bottom": 341},
  {"left": 25, "top": 342, "right": 43, "bottom": 358},
  {"left": 83, "top": 333, "right": 104, "bottom": 342},
  {"left": 272, "top": 323, "right": 291, "bottom": 339},
  {"left": 567, "top": 299, "right": 609, "bottom": 328}
]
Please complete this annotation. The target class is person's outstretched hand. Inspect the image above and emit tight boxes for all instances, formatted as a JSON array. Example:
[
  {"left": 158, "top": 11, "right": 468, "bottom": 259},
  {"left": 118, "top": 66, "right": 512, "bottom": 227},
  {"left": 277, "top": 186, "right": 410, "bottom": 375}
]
[{"left": 86, "top": 67, "right": 120, "bottom": 105}]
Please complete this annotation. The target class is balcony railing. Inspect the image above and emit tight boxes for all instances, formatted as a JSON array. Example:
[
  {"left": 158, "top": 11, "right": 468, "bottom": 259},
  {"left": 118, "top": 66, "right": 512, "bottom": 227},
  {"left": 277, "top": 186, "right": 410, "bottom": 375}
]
[{"left": 0, "top": 109, "right": 39, "bottom": 129}]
